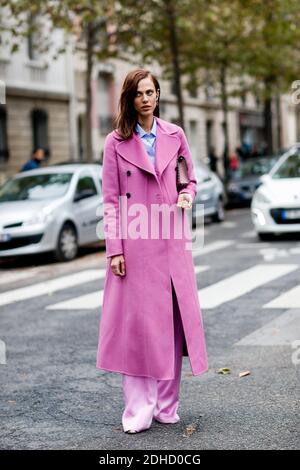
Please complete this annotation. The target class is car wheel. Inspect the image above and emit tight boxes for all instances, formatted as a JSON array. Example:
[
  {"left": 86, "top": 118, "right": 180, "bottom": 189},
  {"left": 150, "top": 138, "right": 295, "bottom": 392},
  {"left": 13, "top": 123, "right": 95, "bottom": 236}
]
[
  {"left": 54, "top": 223, "right": 78, "bottom": 262},
  {"left": 258, "top": 232, "right": 274, "bottom": 241},
  {"left": 212, "top": 198, "right": 225, "bottom": 222}
]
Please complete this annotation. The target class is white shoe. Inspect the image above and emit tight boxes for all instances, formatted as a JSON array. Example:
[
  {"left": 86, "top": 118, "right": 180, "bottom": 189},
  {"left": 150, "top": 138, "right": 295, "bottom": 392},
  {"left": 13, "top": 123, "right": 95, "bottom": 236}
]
[{"left": 125, "top": 429, "right": 138, "bottom": 434}]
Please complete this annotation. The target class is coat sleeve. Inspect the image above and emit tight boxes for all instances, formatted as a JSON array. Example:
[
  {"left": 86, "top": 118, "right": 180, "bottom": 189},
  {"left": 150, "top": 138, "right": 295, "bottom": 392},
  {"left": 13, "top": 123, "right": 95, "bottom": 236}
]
[
  {"left": 177, "top": 126, "right": 198, "bottom": 201},
  {"left": 102, "top": 133, "right": 124, "bottom": 259}
]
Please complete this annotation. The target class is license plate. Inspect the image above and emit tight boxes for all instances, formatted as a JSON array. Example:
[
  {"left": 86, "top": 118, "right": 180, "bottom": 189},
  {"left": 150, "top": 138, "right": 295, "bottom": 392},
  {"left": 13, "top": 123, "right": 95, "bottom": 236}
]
[
  {"left": 0, "top": 233, "right": 11, "bottom": 242},
  {"left": 282, "top": 209, "right": 300, "bottom": 219}
]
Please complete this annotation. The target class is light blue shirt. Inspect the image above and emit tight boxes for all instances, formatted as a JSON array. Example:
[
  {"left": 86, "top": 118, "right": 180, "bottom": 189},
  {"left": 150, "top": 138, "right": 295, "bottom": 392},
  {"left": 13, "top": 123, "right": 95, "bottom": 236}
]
[{"left": 134, "top": 117, "right": 157, "bottom": 167}]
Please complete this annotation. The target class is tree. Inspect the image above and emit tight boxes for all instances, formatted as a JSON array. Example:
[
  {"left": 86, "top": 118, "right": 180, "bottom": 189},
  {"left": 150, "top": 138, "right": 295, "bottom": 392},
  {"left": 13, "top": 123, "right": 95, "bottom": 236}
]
[
  {"left": 241, "top": 0, "right": 300, "bottom": 154},
  {"left": 2, "top": 0, "right": 117, "bottom": 162},
  {"left": 183, "top": 0, "right": 252, "bottom": 186}
]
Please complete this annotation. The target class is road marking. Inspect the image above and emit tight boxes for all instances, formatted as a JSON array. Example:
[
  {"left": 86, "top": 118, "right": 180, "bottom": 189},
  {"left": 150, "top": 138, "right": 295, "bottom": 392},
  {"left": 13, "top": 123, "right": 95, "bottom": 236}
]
[
  {"left": 192, "top": 240, "right": 234, "bottom": 257},
  {"left": 240, "top": 230, "right": 257, "bottom": 238},
  {"left": 194, "top": 265, "right": 210, "bottom": 274},
  {"left": 0, "top": 270, "right": 37, "bottom": 286},
  {"left": 237, "top": 243, "right": 271, "bottom": 248},
  {"left": 198, "top": 264, "right": 298, "bottom": 309},
  {"left": 263, "top": 283, "right": 300, "bottom": 309},
  {"left": 236, "top": 309, "right": 300, "bottom": 346},
  {"left": 46, "top": 266, "right": 210, "bottom": 310},
  {"left": 0, "top": 269, "right": 106, "bottom": 307},
  {"left": 47, "top": 290, "right": 104, "bottom": 310},
  {"left": 219, "top": 221, "right": 237, "bottom": 228}
]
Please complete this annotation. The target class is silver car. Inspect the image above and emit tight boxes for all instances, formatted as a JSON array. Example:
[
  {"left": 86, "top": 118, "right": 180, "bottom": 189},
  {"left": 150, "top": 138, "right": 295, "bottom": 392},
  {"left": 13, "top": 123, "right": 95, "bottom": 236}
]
[
  {"left": 192, "top": 163, "right": 226, "bottom": 228},
  {"left": 0, "top": 164, "right": 104, "bottom": 261}
]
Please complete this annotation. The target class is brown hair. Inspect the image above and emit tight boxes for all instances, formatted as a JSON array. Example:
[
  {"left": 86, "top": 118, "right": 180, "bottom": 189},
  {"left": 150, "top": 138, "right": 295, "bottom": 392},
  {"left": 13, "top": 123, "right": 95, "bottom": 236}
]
[{"left": 114, "top": 69, "right": 160, "bottom": 140}]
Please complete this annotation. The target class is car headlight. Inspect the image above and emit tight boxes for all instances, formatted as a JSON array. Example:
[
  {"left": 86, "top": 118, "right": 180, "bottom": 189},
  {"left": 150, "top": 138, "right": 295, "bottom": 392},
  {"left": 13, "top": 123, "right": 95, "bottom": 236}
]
[
  {"left": 23, "top": 207, "right": 54, "bottom": 226},
  {"left": 228, "top": 182, "right": 239, "bottom": 192},
  {"left": 254, "top": 190, "right": 272, "bottom": 204}
]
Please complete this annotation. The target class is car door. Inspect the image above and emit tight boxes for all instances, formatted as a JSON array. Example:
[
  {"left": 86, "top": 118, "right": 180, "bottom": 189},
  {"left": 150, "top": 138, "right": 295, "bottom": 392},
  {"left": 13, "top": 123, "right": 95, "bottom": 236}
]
[
  {"left": 196, "top": 166, "right": 216, "bottom": 212},
  {"left": 72, "top": 171, "right": 100, "bottom": 244}
]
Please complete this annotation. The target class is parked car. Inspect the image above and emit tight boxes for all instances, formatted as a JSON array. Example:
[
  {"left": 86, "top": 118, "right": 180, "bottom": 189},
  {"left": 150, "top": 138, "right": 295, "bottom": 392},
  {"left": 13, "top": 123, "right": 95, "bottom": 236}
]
[
  {"left": 227, "top": 156, "right": 279, "bottom": 206},
  {"left": 251, "top": 144, "right": 300, "bottom": 240},
  {"left": 0, "top": 164, "right": 104, "bottom": 261},
  {"left": 192, "top": 163, "right": 226, "bottom": 228}
]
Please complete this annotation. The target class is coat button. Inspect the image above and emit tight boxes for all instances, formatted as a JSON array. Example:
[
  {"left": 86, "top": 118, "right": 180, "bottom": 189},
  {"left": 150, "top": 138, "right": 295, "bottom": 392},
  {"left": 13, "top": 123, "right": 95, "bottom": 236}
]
[
  {"left": 126, "top": 192, "right": 131, "bottom": 198},
  {"left": 126, "top": 170, "right": 131, "bottom": 176}
]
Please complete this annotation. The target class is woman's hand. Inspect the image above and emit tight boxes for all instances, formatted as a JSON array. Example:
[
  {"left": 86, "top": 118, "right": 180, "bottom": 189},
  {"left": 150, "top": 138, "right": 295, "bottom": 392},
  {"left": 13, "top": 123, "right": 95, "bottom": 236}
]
[
  {"left": 110, "top": 254, "right": 126, "bottom": 276},
  {"left": 177, "top": 192, "right": 193, "bottom": 209}
]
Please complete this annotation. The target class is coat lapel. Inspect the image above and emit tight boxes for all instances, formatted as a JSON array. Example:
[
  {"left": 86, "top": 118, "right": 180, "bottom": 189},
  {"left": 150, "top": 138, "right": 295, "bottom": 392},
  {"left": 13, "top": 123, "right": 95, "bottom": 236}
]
[{"left": 115, "top": 117, "right": 181, "bottom": 183}]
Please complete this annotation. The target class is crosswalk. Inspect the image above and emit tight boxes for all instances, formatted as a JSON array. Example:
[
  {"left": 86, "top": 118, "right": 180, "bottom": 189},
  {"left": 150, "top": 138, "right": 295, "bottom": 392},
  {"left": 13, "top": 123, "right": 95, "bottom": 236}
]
[
  {"left": 1, "top": 239, "right": 299, "bottom": 348},
  {"left": 198, "top": 264, "right": 298, "bottom": 309}
]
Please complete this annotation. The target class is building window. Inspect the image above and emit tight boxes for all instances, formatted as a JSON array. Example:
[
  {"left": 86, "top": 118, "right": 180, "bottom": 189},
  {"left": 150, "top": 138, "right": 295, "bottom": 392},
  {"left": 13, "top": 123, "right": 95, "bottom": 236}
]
[
  {"left": 187, "top": 73, "right": 198, "bottom": 98},
  {"left": 241, "top": 91, "right": 247, "bottom": 107},
  {"left": 31, "top": 109, "right": 49, "bottom": 157},
  {"left": 189, "top": 120, "right": 198, "bottom": 159},
  {"left": 98, "top": 72, "right": 114, "bottom": 136},
  {"left": 27, "top": 15, "right": 42, "bottom": 61},
  {"left": 0, "top": 106, "right": 9, "bottom": 163}
]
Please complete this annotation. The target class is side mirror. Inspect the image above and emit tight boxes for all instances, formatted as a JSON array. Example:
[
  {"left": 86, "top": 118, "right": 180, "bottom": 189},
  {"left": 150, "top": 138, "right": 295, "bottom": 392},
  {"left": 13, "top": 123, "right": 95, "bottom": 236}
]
[{"left": 259, "top": 174, "right": 270, "bottom": 184}]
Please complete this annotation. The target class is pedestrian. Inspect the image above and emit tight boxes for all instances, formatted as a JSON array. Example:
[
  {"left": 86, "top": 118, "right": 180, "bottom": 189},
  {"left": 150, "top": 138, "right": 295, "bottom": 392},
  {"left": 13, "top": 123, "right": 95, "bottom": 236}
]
[
  {"left": 229, "top": 150, "right": 239, "bottom": 173},
  {"left": 20, "top": 146, "right": 45, "bottom": 172},
  {"left": 96, "top": 69, "right": 208, "bottom": 434},
  {"left": 208, "top": 145, "right": 218, "bottom": 174}
]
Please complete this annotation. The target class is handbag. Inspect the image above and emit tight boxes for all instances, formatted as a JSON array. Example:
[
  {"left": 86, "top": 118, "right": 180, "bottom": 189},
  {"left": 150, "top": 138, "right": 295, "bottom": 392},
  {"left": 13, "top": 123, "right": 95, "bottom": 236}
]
[{"left": 176, "top": 155, "right": 190, "bottom": 192}]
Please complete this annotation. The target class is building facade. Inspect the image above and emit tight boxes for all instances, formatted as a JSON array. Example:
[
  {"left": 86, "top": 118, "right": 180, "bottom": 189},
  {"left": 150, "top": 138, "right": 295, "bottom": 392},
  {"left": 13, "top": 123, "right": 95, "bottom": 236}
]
[{"left": 0, "top": 25, "right": 77, "bottom": 184}]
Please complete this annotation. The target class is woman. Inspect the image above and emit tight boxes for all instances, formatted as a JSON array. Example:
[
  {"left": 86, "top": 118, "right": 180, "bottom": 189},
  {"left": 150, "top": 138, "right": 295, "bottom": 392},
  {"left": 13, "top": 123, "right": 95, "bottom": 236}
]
[{"left": 96, "top": 69, "right": 208, "bottom": 434}]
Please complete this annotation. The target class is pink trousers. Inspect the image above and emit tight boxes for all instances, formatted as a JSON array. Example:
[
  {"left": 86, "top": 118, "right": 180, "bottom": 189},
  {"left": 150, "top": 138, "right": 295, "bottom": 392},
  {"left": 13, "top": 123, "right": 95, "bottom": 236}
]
[{"left": 121, "top": 281, "right": 185, "bottom": 432}]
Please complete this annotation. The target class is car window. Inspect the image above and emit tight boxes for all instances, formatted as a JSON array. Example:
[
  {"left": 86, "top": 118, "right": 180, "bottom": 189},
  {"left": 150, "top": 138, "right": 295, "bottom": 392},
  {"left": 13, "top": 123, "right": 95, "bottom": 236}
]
[
  {"left": 195, "top": 165, "right": 211, "bottom": 182},
  {"left": 0, "top": 173, "right": 73, "bottom": 202},
  {"left": 234, "top": 158, "right": 276, "bottom": 178},
  {"left": 272, "top": 150, "right": 300, "bottom": 179},
  {"left": 75, "top": 175, "right": 98, "bottom": 195}
]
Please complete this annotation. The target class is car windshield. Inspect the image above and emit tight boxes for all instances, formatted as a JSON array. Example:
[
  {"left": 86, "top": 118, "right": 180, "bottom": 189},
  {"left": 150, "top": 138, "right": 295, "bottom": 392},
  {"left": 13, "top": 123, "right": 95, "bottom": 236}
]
[
  {"left": 0, "top": 173, "right": 73, "bottom": 202},
  {"left": 195, "top": 165, "right": 210, "bottom": 181},
  {"left": 234, "top": 158, "right": 277, "bottom": 178},
  {"left": 272, "top": 150, "right": 300, "bottom": 179}
]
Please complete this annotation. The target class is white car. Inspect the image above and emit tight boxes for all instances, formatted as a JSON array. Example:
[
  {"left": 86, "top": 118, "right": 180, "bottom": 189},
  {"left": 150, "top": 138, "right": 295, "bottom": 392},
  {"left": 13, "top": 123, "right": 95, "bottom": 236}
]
[
  {"left": 251, "top": 144, "right": 300, "bottom": 240},
  {"left": 0, "top": 164, "right": 104, "bottom": 261}
]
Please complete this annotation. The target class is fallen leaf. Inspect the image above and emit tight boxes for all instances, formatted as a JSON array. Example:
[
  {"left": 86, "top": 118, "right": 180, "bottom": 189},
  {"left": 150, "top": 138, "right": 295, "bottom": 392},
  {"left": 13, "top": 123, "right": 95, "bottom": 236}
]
[
  {"left": 184, "top": 423, "right": 197, "bottom": 437},
  {"left": 239, "top": 370, "right": 251, "bottom": 378},
  {"left": 217, "top": 367, "right": 231, "bottom": 375}
]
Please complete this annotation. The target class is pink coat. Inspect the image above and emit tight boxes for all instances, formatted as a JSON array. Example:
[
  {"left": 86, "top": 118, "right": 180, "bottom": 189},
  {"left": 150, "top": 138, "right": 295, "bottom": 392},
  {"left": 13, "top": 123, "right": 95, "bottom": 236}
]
[{"left": 96, "top": 116, "right": 208, "bottom": 379}]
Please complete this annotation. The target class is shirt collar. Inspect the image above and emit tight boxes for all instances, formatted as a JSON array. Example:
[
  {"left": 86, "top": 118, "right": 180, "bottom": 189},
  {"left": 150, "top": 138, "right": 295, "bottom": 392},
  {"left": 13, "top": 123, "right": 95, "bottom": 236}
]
[{"left": 135, "top": 117, "right": 157, "bottom": 137}]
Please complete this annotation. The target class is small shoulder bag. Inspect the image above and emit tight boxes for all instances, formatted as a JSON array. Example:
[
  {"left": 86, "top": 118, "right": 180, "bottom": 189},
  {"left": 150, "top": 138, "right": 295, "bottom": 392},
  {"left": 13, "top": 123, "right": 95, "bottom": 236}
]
[{"left": 176, "top": 155, "right": 190, "bottom": 192}]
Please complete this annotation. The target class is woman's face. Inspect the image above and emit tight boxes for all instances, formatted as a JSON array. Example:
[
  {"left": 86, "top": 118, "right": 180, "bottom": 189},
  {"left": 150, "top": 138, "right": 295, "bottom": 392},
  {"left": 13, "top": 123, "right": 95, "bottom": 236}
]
[{"left": 133, "top": 77, "right": 159, "bottom": 118}]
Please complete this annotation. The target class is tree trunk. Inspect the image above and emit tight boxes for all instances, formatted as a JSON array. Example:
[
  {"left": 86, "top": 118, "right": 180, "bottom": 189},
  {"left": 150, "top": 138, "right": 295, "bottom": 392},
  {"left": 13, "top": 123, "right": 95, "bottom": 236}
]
[
  {"left": 85, "top": 22, "right": 94, "bottom": 162},
  {"left": 263, "top": 77, "right": 274, "bottom": 155},
  {"left": 220, "top": 64, "right": 230, "bottom": 190},
  {"left": 276, "top": 93, "right": 282, "bottom": 152},
  {"left": 164, "top": 0, "right": 185, "bottom": 129}
]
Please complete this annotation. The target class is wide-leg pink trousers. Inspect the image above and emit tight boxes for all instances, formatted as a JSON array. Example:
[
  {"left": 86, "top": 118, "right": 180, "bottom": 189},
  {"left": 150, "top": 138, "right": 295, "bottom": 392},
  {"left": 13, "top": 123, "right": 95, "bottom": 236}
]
[{"left": 121, "top": 280, "right": 185, "bottom": 432}]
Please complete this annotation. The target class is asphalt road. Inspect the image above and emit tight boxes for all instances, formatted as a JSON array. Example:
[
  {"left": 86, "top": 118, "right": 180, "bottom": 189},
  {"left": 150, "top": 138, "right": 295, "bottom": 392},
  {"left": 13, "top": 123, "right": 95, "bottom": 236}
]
[{"left": 0, "top": 208, "right": 299, "bottom": 450}]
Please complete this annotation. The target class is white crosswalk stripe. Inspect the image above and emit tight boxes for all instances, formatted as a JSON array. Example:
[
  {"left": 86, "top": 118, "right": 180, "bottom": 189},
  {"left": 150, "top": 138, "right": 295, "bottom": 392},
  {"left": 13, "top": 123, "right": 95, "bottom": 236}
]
[
  {"left": 192, "top": 240, "right": 234, "bottom": 257},
  {"left": 46, "top": 265, "right": 210, "bottom": 311},
  {"left": 198, "top": 264, "right": 298, "bottom": 309},
  {"left": 0, "top": 270, "right": 37, "bottom": 286},
  {"left": 263, "top": 284, "right": 300, "bottom": 309},
  {"left": 236, "top": 309, "right": 300, "bottom": 346},
  {"left": 47, "top": 290, "right": 104, "bottom": 310},
  {"left": 0, "top": 269, "right": 106, "bottom": 307}
]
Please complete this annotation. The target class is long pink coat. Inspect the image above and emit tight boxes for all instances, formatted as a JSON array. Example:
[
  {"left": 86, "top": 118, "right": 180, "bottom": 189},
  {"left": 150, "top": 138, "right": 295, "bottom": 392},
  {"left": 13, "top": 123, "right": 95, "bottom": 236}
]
[{"left": 96, "top": 116, "right": 208, "bottom": 380}]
